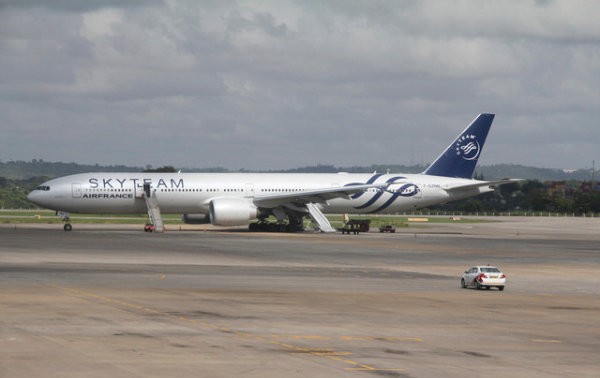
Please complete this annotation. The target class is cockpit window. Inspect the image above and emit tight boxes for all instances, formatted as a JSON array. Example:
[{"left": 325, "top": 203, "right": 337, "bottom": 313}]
[{"left": 35, "top": 185, "right": 51, "bottom": 191}]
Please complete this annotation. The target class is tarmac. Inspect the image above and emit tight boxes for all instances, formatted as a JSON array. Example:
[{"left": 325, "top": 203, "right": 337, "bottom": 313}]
[{"left": 1, "top": 217, "right": 599, "bottom": 377}]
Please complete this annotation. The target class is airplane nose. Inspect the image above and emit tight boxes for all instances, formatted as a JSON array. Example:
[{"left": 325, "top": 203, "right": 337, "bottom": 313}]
[
  {"left": 27, "top": 189, "right": 46, "bottom": 207},
  {"left": 27, "top": 182, "right": 56, "bottom": 209},
  {"left": 27, "top": 190, "right": 39, "bottom": 205}
]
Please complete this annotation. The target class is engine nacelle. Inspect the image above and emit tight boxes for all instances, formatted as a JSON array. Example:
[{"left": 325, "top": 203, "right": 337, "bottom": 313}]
[
  {"left": 181, "top": 213, "right": 211, "bottom": 224},
  {"left": 209, "top": 197, "right": 258, "bottom": 226}
]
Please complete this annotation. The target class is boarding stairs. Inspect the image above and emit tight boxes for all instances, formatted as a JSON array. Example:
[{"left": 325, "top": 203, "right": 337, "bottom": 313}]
[
  {"left": 143, "top": 184, "right": 164, "bottom": 233},
  {"left": 306, "top": 203, "right": 336, "bottom": 233}
]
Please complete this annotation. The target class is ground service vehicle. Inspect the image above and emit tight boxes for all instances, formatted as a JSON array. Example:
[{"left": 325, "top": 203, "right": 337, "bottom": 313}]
[{"left": 379, "top": 224, "right": 396, "bottom": 233}]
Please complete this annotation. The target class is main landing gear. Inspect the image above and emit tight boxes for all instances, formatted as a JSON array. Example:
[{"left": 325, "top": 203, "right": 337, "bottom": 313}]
[{"left": 249, "top": 216, "right": 305, "bottom": 232}]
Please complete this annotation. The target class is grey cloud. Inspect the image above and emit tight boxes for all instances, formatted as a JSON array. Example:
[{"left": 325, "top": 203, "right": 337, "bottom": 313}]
[
  {"left": 0, "top": 0, "right": 164, "bottom": 13},
  {"left": 0, "top": 1, "right": 598, "bottom": 169}
]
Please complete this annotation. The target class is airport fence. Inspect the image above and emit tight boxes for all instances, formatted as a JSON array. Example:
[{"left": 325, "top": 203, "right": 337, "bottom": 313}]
[{"left": 397, "top": 211, "right": 598, "bottom": 218}]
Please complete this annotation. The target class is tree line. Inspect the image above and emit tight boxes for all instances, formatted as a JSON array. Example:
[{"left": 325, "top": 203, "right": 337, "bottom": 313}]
[
  {"left": 433, "top": 180, "right": 600, "bottom": 215},
  {"left": 0, "top": 176, "right": 50, "bottom": 209}
]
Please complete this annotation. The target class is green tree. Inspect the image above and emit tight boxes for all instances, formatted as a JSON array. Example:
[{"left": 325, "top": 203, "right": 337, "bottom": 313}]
[
  {"left": 143, "top": 166, "right": 178, "bottom": 173},
  {"left": 458, "top": 198, "right": 484, "bottom": 212}
]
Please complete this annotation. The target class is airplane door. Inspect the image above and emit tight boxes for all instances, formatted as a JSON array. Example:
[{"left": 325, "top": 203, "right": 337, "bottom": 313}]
[
  {"left": 134, "top": 182, "right": 145, "bottom": 198},
  {"left": 245, "top": 183, "right": 255, "bottom": 197},
  {"left": 413, "top": 184, "right": 423, "bottom": 199},
  {"left": 72, "top": 183, "right": 83, "bottom": 198},
  {"left": 402, "top": 182, "right": 422, "bottom": 200}
]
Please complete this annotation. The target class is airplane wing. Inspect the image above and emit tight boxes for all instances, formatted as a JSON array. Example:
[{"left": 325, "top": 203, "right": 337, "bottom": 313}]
[
  {"left": 252, "top": 183, "right": 387, "bottom": 208},
  {"left": 445, "top": 179, "right": 522, "bottom": 193}
]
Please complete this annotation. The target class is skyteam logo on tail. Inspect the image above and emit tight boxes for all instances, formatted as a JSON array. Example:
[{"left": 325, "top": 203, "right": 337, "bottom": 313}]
[{"left": 455, "top": 134, "right": 480, "bottom": 161}]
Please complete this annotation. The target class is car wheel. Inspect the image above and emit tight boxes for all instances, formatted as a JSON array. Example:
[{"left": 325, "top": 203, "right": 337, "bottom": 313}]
[
  {"left": 498, "top": 286, "right": 504, "bottom": 291},
  {"left": 461, "top": 278, "right": 466, "bottom": 288}
]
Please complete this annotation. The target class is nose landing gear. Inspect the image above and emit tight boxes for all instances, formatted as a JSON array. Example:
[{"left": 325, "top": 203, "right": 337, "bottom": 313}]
[{"left": 59, "top": 211, "right": 72, "bottom": 231}]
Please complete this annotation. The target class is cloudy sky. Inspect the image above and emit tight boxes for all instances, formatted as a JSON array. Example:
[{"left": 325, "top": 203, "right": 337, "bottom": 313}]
[{"left": 1, "top": 0, "right": 599, "bottom": 170}]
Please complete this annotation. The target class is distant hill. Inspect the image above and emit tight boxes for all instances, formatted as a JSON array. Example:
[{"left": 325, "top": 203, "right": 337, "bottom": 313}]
[
  {"left": 0, "top": 160, "right": 143, "bottom": 180},
  {"left": 0, "top": 160, "right": 596, "bottom": 182},
  {"left": 477, "top": 164, "right": 596, "bottom": 181}
]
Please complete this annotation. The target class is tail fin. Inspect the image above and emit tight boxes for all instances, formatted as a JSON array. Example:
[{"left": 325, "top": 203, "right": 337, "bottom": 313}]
[{"left": 423, "top": 113, "right": 495, "bottom": 179}]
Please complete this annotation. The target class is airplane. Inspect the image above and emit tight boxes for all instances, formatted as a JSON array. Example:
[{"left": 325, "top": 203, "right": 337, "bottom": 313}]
[{"left": 27, "top": 113, "right": 517, "bottom": 232}]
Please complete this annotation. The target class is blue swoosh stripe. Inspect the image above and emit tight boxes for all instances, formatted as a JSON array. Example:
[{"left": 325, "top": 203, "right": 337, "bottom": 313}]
[
  {"left": 370, "top": 193, "right": 402, "bottom": 213},
  {"left": 370, "top": 185, "right": 420, "bottom": 213},
  {"left": 346, "top": 173, "right": 384, "bottom": 200},
  {"left": 354, "top": 176, "right": 404, "bottom": 210}
]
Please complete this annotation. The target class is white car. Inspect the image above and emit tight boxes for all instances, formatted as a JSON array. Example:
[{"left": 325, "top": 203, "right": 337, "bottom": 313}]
[{"left": 461, "top": 266, "right": 506, "bottom": 291}]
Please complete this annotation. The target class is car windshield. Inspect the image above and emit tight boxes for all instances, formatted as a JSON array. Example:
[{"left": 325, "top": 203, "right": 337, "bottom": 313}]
[{"left": 481, "top": 267, "right": 500, "bottom": 273}]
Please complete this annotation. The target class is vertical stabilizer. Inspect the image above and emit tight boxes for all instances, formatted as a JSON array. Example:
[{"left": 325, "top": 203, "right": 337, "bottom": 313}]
[{"left": 423, "top": 113, "right": 494, "bottom": 178}]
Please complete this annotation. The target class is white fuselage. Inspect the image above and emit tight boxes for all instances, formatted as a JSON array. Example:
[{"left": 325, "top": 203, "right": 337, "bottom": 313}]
[{"left": 28, "top": 172, "right": 491, "bottom": 215}]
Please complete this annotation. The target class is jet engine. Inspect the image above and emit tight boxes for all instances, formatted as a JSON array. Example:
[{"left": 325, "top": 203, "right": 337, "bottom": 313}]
[{"left": 209, "top": 198, "right": 258, "bottom": 226}]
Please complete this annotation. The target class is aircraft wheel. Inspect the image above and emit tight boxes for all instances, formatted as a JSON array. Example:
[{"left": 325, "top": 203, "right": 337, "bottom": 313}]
[{"left": 63, "top": 224, "right": 72, "bottom": 232}]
